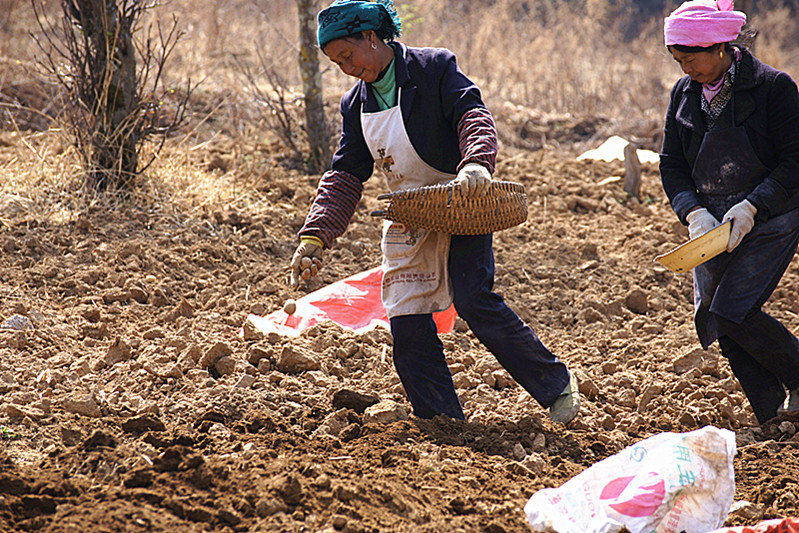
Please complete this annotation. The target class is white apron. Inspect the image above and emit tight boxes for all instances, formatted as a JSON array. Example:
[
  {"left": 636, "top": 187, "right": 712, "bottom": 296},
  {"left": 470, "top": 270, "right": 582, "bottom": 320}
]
[{"left": 361, "top": 86, "right": 455, "bottom": 318}]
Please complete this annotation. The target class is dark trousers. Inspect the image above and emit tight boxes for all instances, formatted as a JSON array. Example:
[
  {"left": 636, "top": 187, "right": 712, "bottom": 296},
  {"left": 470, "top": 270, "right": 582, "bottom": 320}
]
[
  {"left": 390, "top": 234, "right": 569, "bottom": 420},
  {"left": 715, "top": 309, "right": 799, "bottom": 424}
]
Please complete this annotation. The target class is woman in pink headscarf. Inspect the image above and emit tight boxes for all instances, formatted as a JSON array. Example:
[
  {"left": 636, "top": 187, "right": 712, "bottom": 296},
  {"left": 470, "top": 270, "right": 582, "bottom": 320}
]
[{"left": 660, "top": 0, "right": 799, "bottom": 424}]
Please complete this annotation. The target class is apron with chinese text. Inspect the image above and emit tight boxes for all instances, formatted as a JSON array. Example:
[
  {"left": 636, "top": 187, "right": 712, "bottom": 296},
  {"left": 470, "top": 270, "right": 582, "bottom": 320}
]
[{"left": 361, "top": 86, "right": 455, "bottom": 318}]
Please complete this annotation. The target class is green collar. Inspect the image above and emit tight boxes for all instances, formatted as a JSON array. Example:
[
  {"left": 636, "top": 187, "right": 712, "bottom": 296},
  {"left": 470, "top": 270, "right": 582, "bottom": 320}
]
[{"left": 370, "top": 57, "right": 397, "bottom": 110}]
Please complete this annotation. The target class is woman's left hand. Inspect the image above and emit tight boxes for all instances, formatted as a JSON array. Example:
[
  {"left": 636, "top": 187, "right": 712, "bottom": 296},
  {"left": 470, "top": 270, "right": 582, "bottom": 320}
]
[
  {"left": 723, "top": 199, "right": 757, "bottom": 252},
  {"left": 452, "top": 163, "right": 491, "bottom": 197}
]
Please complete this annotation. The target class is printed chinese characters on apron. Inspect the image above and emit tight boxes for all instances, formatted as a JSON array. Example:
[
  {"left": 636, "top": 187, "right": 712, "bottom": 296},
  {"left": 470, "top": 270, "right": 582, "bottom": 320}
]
[
  {"left": 691, "top": 93, "right": 799, "bottom": 348},
  {"left": 361, "top": 86, "right": 455, "bottom": 318}
]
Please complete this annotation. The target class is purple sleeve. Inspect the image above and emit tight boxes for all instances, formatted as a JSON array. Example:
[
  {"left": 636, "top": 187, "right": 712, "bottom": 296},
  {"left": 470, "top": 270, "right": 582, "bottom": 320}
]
[
  {"left": 456, "top": 107, "right": 498, "bottom": 174},
  {"left": 299, "top": 169, "right": 364, "bottom": 249}
]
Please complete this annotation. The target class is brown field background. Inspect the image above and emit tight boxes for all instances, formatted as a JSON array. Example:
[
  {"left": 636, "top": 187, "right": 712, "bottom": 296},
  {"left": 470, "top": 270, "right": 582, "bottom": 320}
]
[{"left": 5, "top": 3, "right": 799, "bottom": 531}]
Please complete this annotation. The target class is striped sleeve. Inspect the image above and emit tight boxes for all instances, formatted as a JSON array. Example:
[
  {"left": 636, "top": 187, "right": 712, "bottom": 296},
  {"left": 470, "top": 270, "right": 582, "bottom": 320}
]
[
  {"left": 456, "top": 107, "right": 498, "bottom": 174},
  {"left": 298, "top": 169, "right": 364, "bottom": 249}
]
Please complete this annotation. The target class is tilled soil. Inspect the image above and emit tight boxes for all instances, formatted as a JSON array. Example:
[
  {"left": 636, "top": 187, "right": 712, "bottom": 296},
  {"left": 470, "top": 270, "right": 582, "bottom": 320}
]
[{"left": 2, "top": 133, "right": 799, "bottom": 532}]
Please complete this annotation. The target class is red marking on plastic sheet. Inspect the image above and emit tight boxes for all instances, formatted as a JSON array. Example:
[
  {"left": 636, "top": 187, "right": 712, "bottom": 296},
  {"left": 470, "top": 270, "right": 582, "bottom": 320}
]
[{"left": 245, "top": 266, "right": 456, "bottom": 337}]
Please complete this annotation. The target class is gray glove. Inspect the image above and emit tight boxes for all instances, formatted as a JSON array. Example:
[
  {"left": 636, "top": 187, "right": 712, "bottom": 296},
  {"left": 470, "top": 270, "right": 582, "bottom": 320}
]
[
  {"left": 289, "top": 238, "right": 323, "bottom": 288},
  {"left": 723, "top": 199, "right": 757, "bottom": 252},
  {"left": 451, "top": 162, "right": 491, "bottom": 197},
  {"left": 686, "top": 207, "right": 719, "bottom": 239}
]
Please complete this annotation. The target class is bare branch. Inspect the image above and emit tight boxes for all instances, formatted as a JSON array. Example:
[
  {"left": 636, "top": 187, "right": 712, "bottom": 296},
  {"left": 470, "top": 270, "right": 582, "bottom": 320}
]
[
  {"left": 29, "top": 0, "right": 194, "bottom": 191},
  {"left": 233, "top": 50, "right": 304, "bottom": 160}
]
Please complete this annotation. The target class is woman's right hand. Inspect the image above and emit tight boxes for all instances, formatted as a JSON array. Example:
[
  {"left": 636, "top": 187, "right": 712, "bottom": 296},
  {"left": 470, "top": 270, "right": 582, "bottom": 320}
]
[
  {"left": 685, "top": 207, "right": 720, "bottom": 239},
  {"left": 289, "top": 238, "right": 324, "bottom": 288}
]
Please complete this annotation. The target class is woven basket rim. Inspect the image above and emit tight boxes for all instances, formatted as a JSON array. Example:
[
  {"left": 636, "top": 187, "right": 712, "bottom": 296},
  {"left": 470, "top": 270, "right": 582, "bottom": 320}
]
[
  {"left": 371, "top": 180, "right": 528, "bottom": 235},
  {"left": 376, "top": 180, "right": 524, "bottom": 200}
]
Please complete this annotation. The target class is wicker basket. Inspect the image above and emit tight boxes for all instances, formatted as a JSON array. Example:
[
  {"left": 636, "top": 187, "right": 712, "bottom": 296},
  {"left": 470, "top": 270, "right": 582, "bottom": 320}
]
[{"left": 370, "top": 180, "right": 527, "bottom": 235}]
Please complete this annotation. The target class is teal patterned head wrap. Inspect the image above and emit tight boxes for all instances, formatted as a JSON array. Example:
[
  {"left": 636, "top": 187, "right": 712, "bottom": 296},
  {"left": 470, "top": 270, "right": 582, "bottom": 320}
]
[{"left": 317, "top": 0, "right": 402, "bottom": 49}]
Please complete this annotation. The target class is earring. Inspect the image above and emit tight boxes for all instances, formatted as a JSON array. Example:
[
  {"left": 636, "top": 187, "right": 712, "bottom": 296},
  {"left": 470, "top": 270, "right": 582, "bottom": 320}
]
[
  {"left": 371, "top": 42, "right": 377, "bottom": 49},
  {"left": 720, "top": 51, "right": 724, "bottom": 59}
]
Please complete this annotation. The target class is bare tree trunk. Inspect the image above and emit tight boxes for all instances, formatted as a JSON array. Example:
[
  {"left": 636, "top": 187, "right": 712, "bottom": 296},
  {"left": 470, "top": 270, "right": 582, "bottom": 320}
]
[
  {"left": 33, "top": 0, "right": 191, "bottom": 192},
  {"left": 71, "top": 0, "right": 138, "bottom": 187},
  {"left": 736, "top": 0, "right": 758, "bottom": 52},
  {"left": 623, "top": 142, "right": 641, "bottom": 201},
  {"left": 296, "top": 0, "right": 330, "bottom": 173}
]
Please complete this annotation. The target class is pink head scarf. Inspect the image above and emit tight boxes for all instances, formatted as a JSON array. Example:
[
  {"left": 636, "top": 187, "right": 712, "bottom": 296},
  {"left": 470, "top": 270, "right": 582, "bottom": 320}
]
[{"left": 664, "top": 0, "right": 747, "bottom": 48}]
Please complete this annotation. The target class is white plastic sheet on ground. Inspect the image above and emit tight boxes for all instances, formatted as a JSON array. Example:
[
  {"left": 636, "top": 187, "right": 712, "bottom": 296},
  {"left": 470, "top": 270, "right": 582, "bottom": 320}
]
[
  {"left": 524, "top": 425, "right": 737, "bottom": 533},
  {"left": 577, "top": 135, "right": 660, "bottom": 164}
]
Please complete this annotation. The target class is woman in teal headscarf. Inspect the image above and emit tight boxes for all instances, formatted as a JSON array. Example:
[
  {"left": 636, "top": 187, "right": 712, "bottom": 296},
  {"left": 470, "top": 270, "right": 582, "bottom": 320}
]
[
  {"left": 317, "top": 0, "right": 402, "bottom": 53},
  {"left": 290, "top": 0, "right": 581, "bottom": 424}
]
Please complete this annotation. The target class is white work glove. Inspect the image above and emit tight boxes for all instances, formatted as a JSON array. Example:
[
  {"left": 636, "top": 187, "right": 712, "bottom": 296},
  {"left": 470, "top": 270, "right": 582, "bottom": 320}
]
[
  {"left": 685, "top": 207, "right": 720, "bottom": 239},
  {"left": 722, "top": 199, "right": 757, "bottom": 252},
  {"left": 451, "top": 162, "right": 491, "bottom": 197},
  {"left": 289, "top": 237, "right": 324, "bottom": 288}
]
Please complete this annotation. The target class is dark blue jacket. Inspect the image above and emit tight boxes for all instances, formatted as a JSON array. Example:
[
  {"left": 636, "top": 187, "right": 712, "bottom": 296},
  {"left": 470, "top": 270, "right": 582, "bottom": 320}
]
[
  {"left": 331, "top": 42, "right": 487, "bottom": 182},
  {"left": 660, "top": 46, "right": 799, "bottom": 224}
]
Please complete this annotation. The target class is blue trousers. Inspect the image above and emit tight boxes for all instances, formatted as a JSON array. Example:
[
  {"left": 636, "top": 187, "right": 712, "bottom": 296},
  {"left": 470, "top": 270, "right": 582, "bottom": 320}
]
[{"left": 390, "top": 234, "right": 570, "bottom": 420}]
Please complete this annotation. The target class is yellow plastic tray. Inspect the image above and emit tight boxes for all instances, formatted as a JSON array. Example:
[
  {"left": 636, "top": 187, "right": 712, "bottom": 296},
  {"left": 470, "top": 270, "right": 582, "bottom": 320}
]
[{"left": 654, "top": 220, "right": 731, "bottom": 273}]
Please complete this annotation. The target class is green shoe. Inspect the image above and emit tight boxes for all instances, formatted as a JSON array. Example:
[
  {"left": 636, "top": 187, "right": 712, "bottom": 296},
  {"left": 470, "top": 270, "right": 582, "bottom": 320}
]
[
  {"left": 550, "top": 372, "right": 580, "bottom": 425},
  {"left": 779, "top": 387, "right": 799, "bottom": 413}
]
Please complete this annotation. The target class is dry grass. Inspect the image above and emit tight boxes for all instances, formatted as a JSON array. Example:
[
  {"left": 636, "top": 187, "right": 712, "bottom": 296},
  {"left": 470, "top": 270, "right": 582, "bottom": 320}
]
[
  {"left": 1, "top": 0, "right": 799, "bottom": 223},
  {"left": 9, "top": 1, "right": 799, "bottom": 115}
]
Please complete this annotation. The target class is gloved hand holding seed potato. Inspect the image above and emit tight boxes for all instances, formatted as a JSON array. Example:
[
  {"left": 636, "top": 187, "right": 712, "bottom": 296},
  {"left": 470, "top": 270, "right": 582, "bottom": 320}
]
[{"left": 289, "top": 237, "right": 324, "bottom": 289}]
